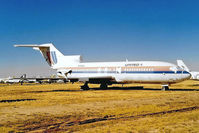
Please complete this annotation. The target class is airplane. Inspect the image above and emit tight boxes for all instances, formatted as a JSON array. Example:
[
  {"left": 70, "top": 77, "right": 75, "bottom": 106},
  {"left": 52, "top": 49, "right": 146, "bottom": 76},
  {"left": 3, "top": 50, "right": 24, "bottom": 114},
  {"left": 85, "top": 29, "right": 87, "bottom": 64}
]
[
  {"left": 14, "top": 43, "right": 191, "bottom": 90},
  {"left": 190, "top": 72, "right": 199, "bottom": 80},
  {"left": 0, "top": 76, "right": 27, "bottom": 84},
  {"left": 12, "top": 74, "right": 68, "bottom": 85},
  {"left": 4, "top": 77, "right": 20, "bottom": 84},
  {"left": 0, "top": 78, "right": 6, "bottom": 83},
  {"left": 177, "top": 60, "right": 199, "bottom": 80}
]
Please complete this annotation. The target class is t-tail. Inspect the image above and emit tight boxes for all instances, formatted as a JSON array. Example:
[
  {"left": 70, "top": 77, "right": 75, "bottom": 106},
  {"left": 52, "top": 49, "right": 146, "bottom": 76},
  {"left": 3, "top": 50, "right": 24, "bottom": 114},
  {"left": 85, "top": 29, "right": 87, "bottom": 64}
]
[{"left": 14, "top": 43, "right": 82, "bottom": 69}]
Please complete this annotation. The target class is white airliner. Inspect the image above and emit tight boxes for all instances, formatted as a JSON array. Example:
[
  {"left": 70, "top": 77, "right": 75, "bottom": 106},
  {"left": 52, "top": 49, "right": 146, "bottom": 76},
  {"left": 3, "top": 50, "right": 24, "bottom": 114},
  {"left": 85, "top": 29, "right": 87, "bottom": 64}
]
[{"left": 14, "top": 43, "right": 191, "bottom": 90}]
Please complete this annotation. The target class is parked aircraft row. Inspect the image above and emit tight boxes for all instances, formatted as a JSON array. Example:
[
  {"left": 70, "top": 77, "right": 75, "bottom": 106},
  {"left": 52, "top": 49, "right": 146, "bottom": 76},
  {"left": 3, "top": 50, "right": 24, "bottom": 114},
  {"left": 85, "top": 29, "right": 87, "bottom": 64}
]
[
  {"left": 0, "top": 74, "right": 67, "bottom": 85},
  {"left": 14, "top": 43, "right": 194, "bottom": 90}
]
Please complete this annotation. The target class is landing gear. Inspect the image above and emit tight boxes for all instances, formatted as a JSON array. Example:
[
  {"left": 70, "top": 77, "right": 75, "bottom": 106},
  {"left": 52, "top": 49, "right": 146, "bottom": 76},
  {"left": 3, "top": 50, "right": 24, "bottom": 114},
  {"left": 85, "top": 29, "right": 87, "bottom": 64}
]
[
  {"left": 100, "top": 83, "right": 108, "bottom": 89},
  {"left": 81, "top": 82, "right": 90, "bottom": 90},
  {"left": 20, "top": 81, "right": 24, "bottom": 85},
  {"left": 161, "top": 85, "right": 169, "bottom": 91}
]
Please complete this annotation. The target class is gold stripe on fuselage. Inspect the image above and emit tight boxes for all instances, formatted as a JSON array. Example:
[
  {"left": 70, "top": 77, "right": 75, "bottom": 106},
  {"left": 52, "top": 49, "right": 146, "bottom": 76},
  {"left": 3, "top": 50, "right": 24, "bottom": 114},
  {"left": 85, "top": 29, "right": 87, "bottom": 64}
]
[{"left": 58, "top": 66, "right": 171, "bottom": 72}]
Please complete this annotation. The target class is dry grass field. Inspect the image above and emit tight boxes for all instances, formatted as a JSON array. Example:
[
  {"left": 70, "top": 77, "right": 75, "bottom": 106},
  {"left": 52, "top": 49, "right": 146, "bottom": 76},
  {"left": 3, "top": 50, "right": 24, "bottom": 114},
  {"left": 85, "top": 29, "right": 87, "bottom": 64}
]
[{"left": 0, "top": 80, "right": 199, "bottom": 132}]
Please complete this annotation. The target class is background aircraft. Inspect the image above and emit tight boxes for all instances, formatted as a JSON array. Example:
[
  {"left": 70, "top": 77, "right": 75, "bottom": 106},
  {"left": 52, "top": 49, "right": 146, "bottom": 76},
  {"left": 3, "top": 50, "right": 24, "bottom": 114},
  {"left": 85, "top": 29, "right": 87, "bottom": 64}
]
[
  {"left": 0, "top": 74, "right": 67, "bottom": 85},
  {"left": 13, "top": 74, "right": 67, "bottom": 85},
  {"left": 190, "top": 72, "right": 199, "bottom": 80},
  {"left": 177, "top": 60, "right": 199, "bottom": 80}
]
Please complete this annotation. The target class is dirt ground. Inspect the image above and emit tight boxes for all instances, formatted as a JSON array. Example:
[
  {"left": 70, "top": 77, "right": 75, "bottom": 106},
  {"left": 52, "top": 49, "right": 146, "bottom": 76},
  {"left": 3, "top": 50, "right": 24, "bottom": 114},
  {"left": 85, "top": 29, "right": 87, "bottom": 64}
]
[{"left": 0, "top": 80, "right": 199, "bottom": 132}]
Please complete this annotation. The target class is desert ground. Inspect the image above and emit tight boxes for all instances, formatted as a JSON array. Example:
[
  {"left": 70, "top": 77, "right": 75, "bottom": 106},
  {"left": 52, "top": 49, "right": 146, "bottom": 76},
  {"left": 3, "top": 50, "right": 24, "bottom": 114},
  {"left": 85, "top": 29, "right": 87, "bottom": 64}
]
[{"left": 0, "top": 80, "right": 199, "bottom": 133}]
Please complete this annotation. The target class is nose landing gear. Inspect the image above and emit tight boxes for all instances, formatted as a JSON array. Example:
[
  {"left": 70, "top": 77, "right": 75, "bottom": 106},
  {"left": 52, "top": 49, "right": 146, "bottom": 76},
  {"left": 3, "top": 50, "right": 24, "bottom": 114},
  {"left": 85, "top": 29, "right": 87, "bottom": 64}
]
[{"left": 161, "top": 84, "right": 169, "bottom": 91}]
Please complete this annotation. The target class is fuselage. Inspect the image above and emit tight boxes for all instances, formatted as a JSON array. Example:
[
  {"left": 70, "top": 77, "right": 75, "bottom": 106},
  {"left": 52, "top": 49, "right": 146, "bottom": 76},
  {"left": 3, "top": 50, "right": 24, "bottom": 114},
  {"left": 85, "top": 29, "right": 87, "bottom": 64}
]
[
  {"left": 57, "top": 61, "right": 191, "bottom": 84},
  {"left": 14, "top": 44, "right": 191, "bottom": 86}
]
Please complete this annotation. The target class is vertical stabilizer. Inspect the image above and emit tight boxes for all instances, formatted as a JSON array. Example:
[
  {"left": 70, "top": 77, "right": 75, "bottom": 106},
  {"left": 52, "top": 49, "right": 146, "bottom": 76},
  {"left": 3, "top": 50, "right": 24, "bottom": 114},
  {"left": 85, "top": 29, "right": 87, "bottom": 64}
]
[
  {"left": 14, "top": 43, "right": 63, "bottom": 68},
  {"left": 14, "top": 43, "right": 81, "bottom": 69},
  {"left": 34, "top": 43, "right": 64, "bottom": 67}
]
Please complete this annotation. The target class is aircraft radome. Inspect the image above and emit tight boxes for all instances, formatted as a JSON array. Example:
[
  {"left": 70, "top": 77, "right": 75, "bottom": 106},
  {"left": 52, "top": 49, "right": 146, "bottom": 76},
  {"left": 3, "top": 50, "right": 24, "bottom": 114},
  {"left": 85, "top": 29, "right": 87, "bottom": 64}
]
[{"left": 14, "top": 43, "right": 191, "bottom": 90}]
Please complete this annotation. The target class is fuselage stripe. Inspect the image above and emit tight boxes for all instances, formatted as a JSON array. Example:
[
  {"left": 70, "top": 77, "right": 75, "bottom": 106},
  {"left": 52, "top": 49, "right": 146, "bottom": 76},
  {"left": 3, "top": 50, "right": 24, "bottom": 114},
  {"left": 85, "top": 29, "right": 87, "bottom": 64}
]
[
  {"left": 51, "top": 51, "right": 57, "bottom": 64},
  {"left": 71, "top": 71, "right": 189, "bottom": 74}
]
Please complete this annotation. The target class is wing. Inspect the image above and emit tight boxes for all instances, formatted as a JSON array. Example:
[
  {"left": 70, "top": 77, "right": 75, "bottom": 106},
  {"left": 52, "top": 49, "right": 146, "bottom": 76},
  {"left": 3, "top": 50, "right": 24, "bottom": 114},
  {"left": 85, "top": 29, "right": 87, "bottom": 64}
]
[
  {"left": 68, "top": 76, "right": 115, "bottom": 84},
  {"left": 13, "top": 77, "right": 67, "bottom": 83}
]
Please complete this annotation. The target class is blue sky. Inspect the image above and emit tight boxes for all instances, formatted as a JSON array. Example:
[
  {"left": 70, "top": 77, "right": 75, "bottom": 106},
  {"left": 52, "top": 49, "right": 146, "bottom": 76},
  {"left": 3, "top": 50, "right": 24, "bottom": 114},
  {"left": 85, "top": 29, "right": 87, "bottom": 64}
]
[{"left": 1, "top": 0, "right": 199, "bottom": 77}]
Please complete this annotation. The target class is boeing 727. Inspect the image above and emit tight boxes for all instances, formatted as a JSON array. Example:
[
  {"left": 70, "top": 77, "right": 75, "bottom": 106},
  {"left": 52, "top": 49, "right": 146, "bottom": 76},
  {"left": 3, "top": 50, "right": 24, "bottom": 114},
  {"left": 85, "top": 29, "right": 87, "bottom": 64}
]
[{"left": 14, "top": 43, "right": 191, "bottom": 90}]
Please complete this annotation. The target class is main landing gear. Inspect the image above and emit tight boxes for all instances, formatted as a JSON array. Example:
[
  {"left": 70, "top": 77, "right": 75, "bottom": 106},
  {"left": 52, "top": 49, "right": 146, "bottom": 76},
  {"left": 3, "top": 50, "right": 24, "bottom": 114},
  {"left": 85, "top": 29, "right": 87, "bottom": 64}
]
[
  {"left": 81, "top": 82, "right": 90, "bottom": 90},
  {"left": 100, "top": 83, "right": 108, "bottom": 89},
  {"left": 81, "top": 82, "right": 109, "bottom": 90},
  {"left": 161, "top": 85, "right": 169, "bottom": 91}
]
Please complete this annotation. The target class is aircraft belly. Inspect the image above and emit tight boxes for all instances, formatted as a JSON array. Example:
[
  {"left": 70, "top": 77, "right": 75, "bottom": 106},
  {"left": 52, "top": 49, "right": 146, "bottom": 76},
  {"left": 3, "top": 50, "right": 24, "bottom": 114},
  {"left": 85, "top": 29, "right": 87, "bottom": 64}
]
[
  {"left": 68, "top": 72, "right": 190, "bottom": 84},
  {"left": 68, "top": 73, "right": 111, "bottom": 78},
  {"left": 114, "top": 73, "right": 190, "bottom": 83}
]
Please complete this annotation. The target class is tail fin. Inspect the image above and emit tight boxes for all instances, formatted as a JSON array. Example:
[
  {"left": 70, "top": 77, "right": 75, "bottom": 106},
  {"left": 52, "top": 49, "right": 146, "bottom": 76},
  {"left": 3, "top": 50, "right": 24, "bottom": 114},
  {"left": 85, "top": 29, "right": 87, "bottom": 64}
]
[
  {"left": 177, "top": 60, "right": 190, "bottom": 72},
  {"left": 20, "top": 74, "right": 27, "bottom": 79},
  {"left": 14, "top": 43, "right": 82, "bottom": 69}
]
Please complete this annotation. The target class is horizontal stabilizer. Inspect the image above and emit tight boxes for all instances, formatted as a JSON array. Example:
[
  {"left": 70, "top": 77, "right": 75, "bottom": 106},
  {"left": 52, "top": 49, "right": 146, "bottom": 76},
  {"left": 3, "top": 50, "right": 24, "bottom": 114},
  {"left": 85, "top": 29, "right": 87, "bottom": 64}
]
[{"left": 14, "top": 44, "right": 49, "bottom": 48}]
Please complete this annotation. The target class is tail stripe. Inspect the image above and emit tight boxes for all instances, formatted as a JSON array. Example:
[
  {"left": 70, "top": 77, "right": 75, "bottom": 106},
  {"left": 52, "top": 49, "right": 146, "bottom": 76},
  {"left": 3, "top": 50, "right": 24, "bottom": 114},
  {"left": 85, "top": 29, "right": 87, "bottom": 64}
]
[
  {"left": 46, "top": 51, "right": 52, "bottom": 65},
  {"left": 51, "top": 51, "right": 57, "bottom": 64}
]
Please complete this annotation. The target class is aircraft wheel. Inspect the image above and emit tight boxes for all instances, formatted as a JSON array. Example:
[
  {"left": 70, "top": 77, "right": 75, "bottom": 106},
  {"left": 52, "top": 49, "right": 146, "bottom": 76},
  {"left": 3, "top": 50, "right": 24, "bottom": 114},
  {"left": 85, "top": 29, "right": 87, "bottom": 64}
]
[
  {"left": 161, "top": 85, "right": 169, "bottom": 91},
  {"left": 80, "top": 82, "right": 90, "bottom": 90},
  {"left": 100, "top": 83, "right": 108, "bottom": 89}
]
